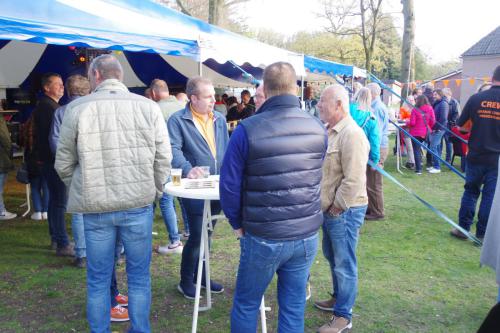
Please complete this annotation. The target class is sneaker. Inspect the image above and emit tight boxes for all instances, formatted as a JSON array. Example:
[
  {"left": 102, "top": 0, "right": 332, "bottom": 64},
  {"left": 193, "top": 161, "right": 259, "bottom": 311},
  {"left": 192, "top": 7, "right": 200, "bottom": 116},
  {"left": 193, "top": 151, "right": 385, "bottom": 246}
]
[
  {"left": 31, "top": 212, "right": 42, "bottom": 220},
  {"left": 450, "top": 228, "right": 468, "bottom": 240},
  {"left": 180, "top": 232, "right": 190, "bottom": 241},
  {"left": 365, "top": 213, "right": 384, "bottom": 221},
  {"left": 415, "top": 171, "right": 422, "bottom": 175},
  {"left": 428, "top": 168, "right": 441, "bottom": 174},
  {"left": 110, "top": 305, "right": 129, "bottom": 322},
  {"left": 200, "top": 279, "right": 224, "bottom": 293},
  {"left": 318, "top": 315, "right": 352, "bottom": 333},
  {"left": 42, "top": 212, "right": 48, "bottom": 219},
  {"left": 177, "top": 283, "right": 197, "bottom": 300},
  {"left": 405, "top": 162, "right": 415, "bottom": 169},
  {"left": 157, "top": 241, "right": 183, "bottom": 255},
  {"left": 56, "top": 244, "right": 75, "bottom": 257},
  {"left": 74, "top": 257, "right": 86, "bottom": 268},
  {"left": 314, "top": 294, "right": 336, "bottom": 312},
  {"left": 0, "top": 210, "right": 16, "bottom": 220},
  {"left": 115, "top": 293, "right": 128, "bottom": 307}
]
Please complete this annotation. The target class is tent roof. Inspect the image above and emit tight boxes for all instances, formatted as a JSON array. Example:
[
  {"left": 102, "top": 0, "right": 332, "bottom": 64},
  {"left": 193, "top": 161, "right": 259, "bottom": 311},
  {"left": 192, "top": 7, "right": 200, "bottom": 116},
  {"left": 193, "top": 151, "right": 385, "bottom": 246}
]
[
  {"left": 0, "top": 0, "right": 305, "bottom": 75},
  {"left": 304, "top": 55, "right": 366, "bottom": 79}
]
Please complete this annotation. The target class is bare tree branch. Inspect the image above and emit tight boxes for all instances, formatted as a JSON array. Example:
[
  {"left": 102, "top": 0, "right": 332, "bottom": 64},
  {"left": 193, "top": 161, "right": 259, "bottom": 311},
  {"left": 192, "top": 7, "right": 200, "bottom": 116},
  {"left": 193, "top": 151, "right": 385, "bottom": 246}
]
[{"left": 175, "top": 0, "right": 192, "bottom": 16}]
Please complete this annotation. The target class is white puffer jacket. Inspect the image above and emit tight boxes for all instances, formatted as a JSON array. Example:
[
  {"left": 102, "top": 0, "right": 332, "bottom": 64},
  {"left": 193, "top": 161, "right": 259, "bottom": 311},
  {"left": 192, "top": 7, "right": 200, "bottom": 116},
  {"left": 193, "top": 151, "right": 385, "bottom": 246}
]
[{"left": 55, "top": 79, "right": 171, "bottom": 213}]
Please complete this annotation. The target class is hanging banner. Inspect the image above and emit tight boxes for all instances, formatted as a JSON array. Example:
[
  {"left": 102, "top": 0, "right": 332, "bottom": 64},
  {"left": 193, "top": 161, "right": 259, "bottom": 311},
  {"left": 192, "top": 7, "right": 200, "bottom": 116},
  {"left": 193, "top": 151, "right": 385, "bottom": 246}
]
[
  {"left": 469, "top": 78, "right": 476, "bottom": 85},
  {"left": 443, "top": 79, "right": 449, "bottom": 87},
  {"left": 455, "top": 79, "right": 462, "bottom": 87}
]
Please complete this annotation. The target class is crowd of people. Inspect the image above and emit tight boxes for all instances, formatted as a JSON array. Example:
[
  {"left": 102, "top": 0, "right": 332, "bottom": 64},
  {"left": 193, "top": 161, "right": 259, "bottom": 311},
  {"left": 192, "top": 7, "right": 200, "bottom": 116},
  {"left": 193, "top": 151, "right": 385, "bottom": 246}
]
[{"left": 0, "top": 53, "right": 498, "bottom": 333}]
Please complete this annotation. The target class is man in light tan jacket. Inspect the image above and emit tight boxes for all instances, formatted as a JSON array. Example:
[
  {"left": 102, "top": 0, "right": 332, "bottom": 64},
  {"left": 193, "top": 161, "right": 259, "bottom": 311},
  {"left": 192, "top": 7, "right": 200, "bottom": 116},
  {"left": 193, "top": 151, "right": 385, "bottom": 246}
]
[{"left": 314, "top": 84, "right": 370, "bottom": 333}]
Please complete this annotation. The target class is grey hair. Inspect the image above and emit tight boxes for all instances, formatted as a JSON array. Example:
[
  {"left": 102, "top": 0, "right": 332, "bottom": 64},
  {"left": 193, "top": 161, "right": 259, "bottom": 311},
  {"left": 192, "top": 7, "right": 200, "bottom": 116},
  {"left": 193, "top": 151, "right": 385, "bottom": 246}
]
[
  {"left": 65, "top": 74, "right": 90, "bottom": 97},
  {"left": 89, "top": 54, "right": 123, "bottom": 82},
  {"left": 355, "top": 87, "right": 372, "bottom": 111},
  {"left": 323, "top": 84, "right": 350, "bottom": 114},
  {"left": 367, "top": 82, "right": 381, "bottom": 99},
  {"left": 186, "top": 76, "right": 213, "bottom": 100},
  {"left": 442, "top": 87, "right": 452, "bottom": 97}
]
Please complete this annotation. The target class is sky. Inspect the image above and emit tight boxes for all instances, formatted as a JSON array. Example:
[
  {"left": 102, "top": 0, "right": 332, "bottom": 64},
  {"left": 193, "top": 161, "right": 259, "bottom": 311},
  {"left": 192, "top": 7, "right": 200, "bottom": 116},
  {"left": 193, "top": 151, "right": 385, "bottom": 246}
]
[{"left": 240, "top": 0, "right": 500, "bottom": 63}]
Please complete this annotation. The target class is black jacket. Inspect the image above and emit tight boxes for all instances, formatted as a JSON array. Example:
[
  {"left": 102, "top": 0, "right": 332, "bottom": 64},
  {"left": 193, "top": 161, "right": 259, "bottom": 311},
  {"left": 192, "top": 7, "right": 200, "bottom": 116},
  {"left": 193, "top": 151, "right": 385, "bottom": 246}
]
[
  {"left": 239, "top": 94, "right": 327, "bottom": 240},
  {"left": 33, "top": 95, "right": 59, "bottom": 164}
]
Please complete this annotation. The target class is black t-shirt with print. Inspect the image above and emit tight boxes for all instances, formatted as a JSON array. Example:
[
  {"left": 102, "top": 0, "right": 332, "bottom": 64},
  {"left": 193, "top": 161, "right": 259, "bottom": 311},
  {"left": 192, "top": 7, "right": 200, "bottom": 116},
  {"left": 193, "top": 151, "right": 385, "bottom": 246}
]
[{"left": 457, "top": 85, "right": 500, "bottom": 166}]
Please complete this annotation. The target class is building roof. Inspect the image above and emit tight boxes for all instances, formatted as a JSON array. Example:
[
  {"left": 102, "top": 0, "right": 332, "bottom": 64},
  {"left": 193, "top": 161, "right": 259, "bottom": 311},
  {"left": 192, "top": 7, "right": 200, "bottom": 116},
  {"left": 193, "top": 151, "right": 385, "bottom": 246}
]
[{"left": 462, "top": 26, "right": 500, "bottom": 57}]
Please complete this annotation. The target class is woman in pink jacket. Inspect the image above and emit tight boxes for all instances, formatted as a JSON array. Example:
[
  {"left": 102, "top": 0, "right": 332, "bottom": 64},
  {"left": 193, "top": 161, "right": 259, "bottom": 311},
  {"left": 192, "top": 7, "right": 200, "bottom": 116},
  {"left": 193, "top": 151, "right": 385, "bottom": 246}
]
[{"left": 406, "top": 95, "right": 436, "bottom": 174}]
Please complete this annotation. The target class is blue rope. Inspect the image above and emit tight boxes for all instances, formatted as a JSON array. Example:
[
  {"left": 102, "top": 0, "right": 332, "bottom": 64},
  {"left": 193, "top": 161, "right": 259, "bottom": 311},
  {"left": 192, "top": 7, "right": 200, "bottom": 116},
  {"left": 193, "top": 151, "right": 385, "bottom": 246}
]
[
  {"left": 391, "top": 119, "right": 466, "bottom": 180},
  {"left": 229, "top": 60, "right": 260, "bottom": 85},
  {"left": 368, "top": 160, "right": 481, "bottom": 246},
  {"left": 368, "top": 73, "right": 469, "bottom": 145}
]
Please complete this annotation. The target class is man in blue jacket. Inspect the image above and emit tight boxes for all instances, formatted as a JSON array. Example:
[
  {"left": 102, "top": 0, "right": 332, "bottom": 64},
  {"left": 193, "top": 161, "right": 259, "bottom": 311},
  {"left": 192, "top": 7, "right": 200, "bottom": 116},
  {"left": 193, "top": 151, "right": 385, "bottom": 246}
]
[
  {"left": 168, "top": 77, "right": 229, "bottom": 299},
  {"left": 220, "top": 62, "right": 327, "bottom": 333},
  {"left": 428, "top": 89, "right": 449, "bottom": 173}
]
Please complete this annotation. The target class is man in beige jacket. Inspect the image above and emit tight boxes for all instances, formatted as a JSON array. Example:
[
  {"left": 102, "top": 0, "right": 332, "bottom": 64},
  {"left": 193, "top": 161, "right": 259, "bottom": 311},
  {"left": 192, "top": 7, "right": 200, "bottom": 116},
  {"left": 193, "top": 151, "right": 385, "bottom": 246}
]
[
  {"left": 55, "top": 54, "right": 171, "bottom": 333},
  {"left": 314, "top": 84, "right": 370, "bottom": 333}
]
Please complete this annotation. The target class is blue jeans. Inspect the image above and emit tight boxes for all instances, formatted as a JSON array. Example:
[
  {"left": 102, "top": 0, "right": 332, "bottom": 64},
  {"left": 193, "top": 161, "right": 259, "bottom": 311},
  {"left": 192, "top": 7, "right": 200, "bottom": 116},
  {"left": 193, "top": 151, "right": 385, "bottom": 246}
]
[
  {"left": 84, "top": 205, "right": 153, "bottom": 333},
  {"left": 411, "top": 137, "right": 425, "bottom": 173},
  {"left": 458, "top": 160, "right": 498, "bottom": 238},
  {"left": 179, "top": 199, "right": 220, "bottom": 286},
  {"left": 30, "top": 175, "right": 49, "bottom": 212},
  {"left": 444, "top": 132, "right": 453, "bottom": 162},
  {"left": 231, "top": 232, "right": 318, "bottom": 333},
  {"left": 429, "top": 130, "right": 445, "bottom": 170},
  {"left": 72, "top": 214, "right": 86, "bottom": 258},
  {"left": 322, "top": 205, "right": 367, "bottom": 320},
  {"left": 159, "top": 191, "right": 180, "bottom": 243},
  {"left": 42, "top": 162, "right": 69, "bottom": 248},
  {"left": 0, "top": 173, "right": 7, "bottom": 212}
]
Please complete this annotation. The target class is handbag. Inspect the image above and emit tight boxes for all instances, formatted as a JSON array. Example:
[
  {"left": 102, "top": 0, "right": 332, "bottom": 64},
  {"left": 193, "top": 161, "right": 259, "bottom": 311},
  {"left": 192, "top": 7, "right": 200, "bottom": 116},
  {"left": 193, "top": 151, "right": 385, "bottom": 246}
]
[{"left": 16, "top": 162, "right": 30, "bottom": 184}]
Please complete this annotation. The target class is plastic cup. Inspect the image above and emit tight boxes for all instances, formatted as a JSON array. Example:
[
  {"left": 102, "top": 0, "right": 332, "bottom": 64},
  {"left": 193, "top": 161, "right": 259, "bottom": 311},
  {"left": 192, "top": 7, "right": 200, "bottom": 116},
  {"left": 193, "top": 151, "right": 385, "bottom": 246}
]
[
  {"left": 171, "top": 169, "right": 182, "bottom": 186},
  {"left": 200, "top": 166, "right": 210, "bottom": 178}
]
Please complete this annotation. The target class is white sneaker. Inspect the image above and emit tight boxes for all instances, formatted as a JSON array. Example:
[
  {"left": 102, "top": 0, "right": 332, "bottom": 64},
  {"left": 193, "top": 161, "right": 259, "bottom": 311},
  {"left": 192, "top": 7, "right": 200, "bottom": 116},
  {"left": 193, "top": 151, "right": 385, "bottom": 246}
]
[
  {"left": 31, "top": 212, "right": 42, "bottom": 220},
  {"left": 426, "top": 166, "right": 433, "bottom": 171},
  {"left": 0, "top": 210, "right": 17, "bottom": 220},
  {"left": 42, "top": 212, "right": 48, "bottom": 220},
  {"left": 429, "top": 168, "right": 441, "bottom": 174},
  {"left": 157, "top": 241, "right": 183, "bottom": 255}
]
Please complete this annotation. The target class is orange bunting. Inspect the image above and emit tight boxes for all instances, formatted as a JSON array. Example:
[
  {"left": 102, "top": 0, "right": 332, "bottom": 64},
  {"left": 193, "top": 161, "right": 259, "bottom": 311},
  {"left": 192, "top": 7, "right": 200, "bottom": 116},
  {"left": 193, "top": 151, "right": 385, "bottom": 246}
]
[
  {"left": 455, "top": 79, "right": 462, "bottom": 87},
  {"left": 430, "top": 80, "right": 435, "bottom": 86},
  {"left": 443, "top": 79, "right": 449, "bottom": 87},
  {"left": 469, "top": 78, "right": 476, "bottom": 85}
]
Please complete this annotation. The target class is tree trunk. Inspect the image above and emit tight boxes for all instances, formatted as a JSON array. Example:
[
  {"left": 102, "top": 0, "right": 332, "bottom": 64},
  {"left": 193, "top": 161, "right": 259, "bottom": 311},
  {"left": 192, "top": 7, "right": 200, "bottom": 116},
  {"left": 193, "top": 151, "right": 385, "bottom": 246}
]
[
  {"left": 208, "top": 0, "right": 223, "bottom": 25},
  {"left": 400, "top": 0, "right": 415, "bottom": 99}
]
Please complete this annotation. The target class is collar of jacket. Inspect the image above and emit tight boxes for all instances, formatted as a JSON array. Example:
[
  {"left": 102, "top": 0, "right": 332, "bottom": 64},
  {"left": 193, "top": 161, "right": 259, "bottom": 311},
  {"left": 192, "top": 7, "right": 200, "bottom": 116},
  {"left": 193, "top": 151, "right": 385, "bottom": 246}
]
[
  {"left": 180, "top": 102, "right": 220, "bottom": 123},
  {"left": 93, "top": 79, "right": 129, "bottom": 93},
  {"left": 256, "top": 94, "right": 301, "bottom": 114},
  {"left": 331, "top": 115, "right": 353, "bottom": 134}
]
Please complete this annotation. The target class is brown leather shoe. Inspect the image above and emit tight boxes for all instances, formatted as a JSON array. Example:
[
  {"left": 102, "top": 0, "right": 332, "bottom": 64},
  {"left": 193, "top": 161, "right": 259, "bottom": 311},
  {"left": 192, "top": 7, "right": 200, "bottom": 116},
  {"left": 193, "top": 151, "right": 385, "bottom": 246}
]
[
  {"left": 56, "top": 245, "right": 75, "bottom": 257},
  {"left": 314, "top": 295, "right": 336, "bottom": 311},
  {"left": 365, "top": 213, "right": 384, "bottom": 221},
  {"left": 317, "top": 315, "right": 352, "bottom": 333},
  {"left": 450, "top": 228, "right": 468, "bottom": 240}
]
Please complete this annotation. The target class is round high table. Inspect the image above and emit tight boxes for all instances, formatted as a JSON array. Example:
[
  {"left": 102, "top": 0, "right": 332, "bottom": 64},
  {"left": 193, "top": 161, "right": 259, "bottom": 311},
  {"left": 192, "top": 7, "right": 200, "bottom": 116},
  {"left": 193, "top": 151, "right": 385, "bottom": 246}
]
[
  {"left": 164, "top": 176, "right": 269, "bottom": 333},
  {"left": 164, "top": 176, "right": 219, "bottom": 333}
]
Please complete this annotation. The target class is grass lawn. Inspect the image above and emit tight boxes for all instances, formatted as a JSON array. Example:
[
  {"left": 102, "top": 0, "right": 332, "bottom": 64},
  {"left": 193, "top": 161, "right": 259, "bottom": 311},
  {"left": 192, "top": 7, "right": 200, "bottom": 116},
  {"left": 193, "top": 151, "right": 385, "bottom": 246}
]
[{"left": 0, "top": 140, "right": 496, "bottom": 332}]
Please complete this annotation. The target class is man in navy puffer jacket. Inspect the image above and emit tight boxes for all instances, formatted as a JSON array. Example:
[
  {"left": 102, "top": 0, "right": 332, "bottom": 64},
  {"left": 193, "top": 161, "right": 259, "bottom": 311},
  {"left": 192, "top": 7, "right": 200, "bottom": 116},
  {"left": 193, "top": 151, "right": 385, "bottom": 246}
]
[{"left": 220, "top": 62, "right": 327, "bottom": 333}]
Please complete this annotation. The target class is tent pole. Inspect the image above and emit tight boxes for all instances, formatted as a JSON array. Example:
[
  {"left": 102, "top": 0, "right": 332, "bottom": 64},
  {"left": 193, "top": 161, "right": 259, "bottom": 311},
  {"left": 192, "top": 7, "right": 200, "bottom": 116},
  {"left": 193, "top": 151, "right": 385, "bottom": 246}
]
[
  {"left": 198, "top": 61, "right": 203, "bottom": 77},
  {"left": 300, "top": 76, "right": 304, "bottom": 101}
]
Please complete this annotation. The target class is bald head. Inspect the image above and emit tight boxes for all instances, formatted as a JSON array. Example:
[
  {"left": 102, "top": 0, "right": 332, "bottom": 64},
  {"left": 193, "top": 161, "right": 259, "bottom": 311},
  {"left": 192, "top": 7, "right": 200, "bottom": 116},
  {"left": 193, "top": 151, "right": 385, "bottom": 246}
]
[
  {"left": 263, "top": 62, "right": 297, "bottom": 98},
  {"left": 318, "top": 84, "right": 350, "bottom": 126}
]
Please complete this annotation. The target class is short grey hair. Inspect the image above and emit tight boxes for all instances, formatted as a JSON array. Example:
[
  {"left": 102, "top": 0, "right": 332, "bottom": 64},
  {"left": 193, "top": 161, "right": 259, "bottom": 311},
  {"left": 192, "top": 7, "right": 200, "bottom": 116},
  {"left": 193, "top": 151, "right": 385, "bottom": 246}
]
[
  {"left": 89, "top": 54, "right": 123, "bottom": 82},
  {"left": 186, "top": 76, "right": 213, "bottom": 100},
  {"left": 367, "top": 82, "right": 381, "bottom": 99},
  {"left": 323, "top": 84, "right": 350, "bottom": 114},
  {"left": 65, "top": 74, "right": 90, "bottom": 97},
  {"left": 442, "top": 87, "right": 452, "bottom": 98}
]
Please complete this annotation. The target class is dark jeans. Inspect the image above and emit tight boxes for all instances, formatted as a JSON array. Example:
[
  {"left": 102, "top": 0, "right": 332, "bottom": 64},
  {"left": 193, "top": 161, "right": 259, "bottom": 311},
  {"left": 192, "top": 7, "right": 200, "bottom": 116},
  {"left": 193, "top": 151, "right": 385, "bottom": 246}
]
[
  {"left": 411, "top": 136, "right": 426, "bottom": 172},
  {"left": 444, "top": 132, "right": 453, "bottom": 162},
  {"left": 458, "top": 160, "right": 498, "bottom": 238},
  {"left": 42, "top": 162, "right": 69, "bottom": 248},
  {"left": 179, "top": 198, "right": 221, "bottom": 286}
]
